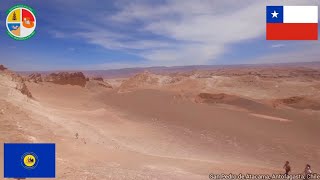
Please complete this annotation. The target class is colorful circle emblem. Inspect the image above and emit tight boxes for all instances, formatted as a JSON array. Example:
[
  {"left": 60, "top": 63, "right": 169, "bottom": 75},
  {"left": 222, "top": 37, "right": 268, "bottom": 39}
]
[
  {"left": 21, "top": 152, "right": 39, "bottom": 169},
  {"left": 6, "top": 5, "right": 36, "bottom": 40}
]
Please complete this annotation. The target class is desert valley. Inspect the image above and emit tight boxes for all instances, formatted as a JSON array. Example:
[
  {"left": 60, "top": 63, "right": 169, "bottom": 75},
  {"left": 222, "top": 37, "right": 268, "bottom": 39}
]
[{"left": 1, "top": 63, "right": 320, "bottom": 179}]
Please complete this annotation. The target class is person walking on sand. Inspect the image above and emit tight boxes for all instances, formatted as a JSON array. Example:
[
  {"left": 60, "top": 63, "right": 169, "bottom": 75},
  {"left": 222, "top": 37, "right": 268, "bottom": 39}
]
[
  {"left": 283, "top": 161, "right": 291, "bottom": 176},
  {"left": 303, "top": 164, "right": 312, "bottom": 180}
]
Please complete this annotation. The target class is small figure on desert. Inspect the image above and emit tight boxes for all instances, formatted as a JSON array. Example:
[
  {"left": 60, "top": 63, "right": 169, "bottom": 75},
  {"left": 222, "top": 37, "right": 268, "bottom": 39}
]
[
  {"left": 283, "top": 161, "right": 291, "bottom": 176},
  {"left": 303, "top": 164, "right": 312, "bottom": 180}
]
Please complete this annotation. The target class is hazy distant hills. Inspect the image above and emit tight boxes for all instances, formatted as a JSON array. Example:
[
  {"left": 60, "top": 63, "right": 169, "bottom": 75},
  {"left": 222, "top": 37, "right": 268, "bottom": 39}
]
[{"left": 17, "top": 61, "right": 320, "bottom": 78}]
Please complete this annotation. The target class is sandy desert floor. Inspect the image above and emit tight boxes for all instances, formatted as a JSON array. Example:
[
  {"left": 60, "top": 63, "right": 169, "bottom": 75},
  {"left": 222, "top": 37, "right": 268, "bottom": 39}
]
[{"left": 1, "top": 66, "right": 320, "bottom": 179}]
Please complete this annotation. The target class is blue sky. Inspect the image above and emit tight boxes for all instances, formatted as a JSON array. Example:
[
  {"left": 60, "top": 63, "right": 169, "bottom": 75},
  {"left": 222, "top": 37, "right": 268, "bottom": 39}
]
[{"left": 0, "top": 0, "right": 319, "bottom": 71}]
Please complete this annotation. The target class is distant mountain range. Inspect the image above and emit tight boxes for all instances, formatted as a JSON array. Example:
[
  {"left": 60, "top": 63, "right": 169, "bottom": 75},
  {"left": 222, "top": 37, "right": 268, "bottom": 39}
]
[{"left": 17, "top": 61, "right": 320, "bottom": 78}]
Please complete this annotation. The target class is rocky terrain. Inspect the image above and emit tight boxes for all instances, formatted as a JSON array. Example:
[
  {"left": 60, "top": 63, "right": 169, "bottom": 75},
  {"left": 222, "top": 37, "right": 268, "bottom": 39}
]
[
  {"left": 27, "top": 73, "right": 43, "bottom": 83},
  {"left": 1, "top": 64, "right": 320, "bottom": 179},
  {"left": 0, "top": 65, "right": 7, "bottom": 71},
  {"left": 273, "top": 96, "right": 320, "bottom": 110},
  {"left": 43, "top": 72, "right": 87, "bottom": 87},
  {"left": 0, "top": 65, "right": 32, "bottom": 98},
  {"left": 118, "top": 67, "right": 320, "bottom": 106},
  {"left": 25, "top": 72, "right": 113, "bottom": 91},
  {"left": 86, "top": 78, "right": 113, "bottom": 90}
]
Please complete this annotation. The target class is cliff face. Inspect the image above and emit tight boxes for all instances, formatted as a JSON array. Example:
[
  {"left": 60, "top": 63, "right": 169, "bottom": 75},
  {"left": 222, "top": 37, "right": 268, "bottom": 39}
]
[
  {"left": 44, "top": 72, "right": 87, "bottom": 87},
  {"left": 0, "top": 65, "right": 7, "bottom": 71},
  {"left": 0, "top": 65, "right": 32, "bottom": 98}
]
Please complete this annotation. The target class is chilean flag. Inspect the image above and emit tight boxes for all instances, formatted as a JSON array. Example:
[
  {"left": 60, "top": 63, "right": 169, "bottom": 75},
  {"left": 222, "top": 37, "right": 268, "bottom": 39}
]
[{"left": 266, "top": 6, "right": 318, "bottom": 40}]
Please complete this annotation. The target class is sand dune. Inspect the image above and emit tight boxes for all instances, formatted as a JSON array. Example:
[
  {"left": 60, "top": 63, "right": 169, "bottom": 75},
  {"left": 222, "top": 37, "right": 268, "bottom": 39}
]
[{"left": 1, "top": 65, "right": 320, "bottom": 179}]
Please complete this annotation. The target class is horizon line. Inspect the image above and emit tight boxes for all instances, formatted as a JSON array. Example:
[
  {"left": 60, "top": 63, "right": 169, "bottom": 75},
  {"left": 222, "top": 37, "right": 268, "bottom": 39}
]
[{"left": 10, "top": 61, "right": 320, "bottom": 72}]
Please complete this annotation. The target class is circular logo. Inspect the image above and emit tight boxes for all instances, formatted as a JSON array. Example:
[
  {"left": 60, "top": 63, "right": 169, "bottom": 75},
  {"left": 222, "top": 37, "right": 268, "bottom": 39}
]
[
  {"left": 21, "top": 152, "right": 39, "bottom": 169},
  {"left": 6, "top": 5, "right": 36, "bottom": 40}
]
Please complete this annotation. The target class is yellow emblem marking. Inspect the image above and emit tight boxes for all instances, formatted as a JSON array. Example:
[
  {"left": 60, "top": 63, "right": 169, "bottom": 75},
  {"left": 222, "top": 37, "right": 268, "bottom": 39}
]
[{"left": 23, "top": 154, "right": 36, "bottom": 167}]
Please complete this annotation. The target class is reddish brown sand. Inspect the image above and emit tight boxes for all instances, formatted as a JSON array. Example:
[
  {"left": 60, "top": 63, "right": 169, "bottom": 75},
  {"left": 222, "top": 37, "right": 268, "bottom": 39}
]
[{"left": 1, "top": 66, "right": 320, "bottom": 179}]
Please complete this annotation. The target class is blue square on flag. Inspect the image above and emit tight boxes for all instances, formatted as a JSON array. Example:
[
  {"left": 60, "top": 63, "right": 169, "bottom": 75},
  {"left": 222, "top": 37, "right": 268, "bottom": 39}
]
[
  {"left": 266, "top": 6, "right": 283, "bottom": 23},
  {"left": 4, "top": 143, "right": 56, "bottom": 178}
]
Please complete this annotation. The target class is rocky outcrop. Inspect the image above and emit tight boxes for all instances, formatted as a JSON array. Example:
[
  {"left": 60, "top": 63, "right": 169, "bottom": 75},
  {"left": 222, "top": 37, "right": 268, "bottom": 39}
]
[
  {"left": 118, "top": 71, "right": 159, "bottom": 91},
  {"left": 17, "top": 82, "right": 32, "bottom": 98},
  {"left": 92, "top": 77, "right": 104, "bottom": 81},
  {"left": 118, "top": 71, "right": 185, "bottom": 92},
  {"left": 195, "top": 93, "right": 238, "bottom": 104},
  {"left": 273, "top": 96, "right": 320, "bottom": 110},
  {"left": 97, "top": 82, "right": 112, "bottom": 89},
  {"left": 0, "top": 65, "right": 32, "bottom": 98},
  {"left": 27, "top": 73, "right": 42, "bottom": 83},
  {"left": 0, "top": 65, "right": 7, "bottom": 71},
  {"left": 44, "top": 72, "right": 87, "bottom": 87},
  {"left": 277, "top": 96, "right": 304, "bottom": 104},
  {"left": 194, "top": 92, "right": 268, "bottom": 111},
  {"left": 85, "top": 79, "right": 113, "bottom": 90}
]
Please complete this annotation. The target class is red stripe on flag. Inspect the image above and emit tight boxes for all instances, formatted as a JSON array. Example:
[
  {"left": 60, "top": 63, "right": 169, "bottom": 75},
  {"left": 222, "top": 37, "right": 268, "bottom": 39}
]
[{"left": 266, "top": 23, "right": 318, "bottom": 40}]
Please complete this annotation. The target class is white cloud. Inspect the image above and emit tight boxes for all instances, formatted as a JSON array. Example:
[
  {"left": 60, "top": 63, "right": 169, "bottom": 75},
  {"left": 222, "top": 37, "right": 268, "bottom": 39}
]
[
  {"left": 74, "top": 62, "right": 150, "bottom": 70},
  {"left": 49, "top": 30, "right": 70, "bottom": 39},
  {"left": 50, "top": 0, "right": 320, "bottom": 67},
  {"left": 75, "top": 0, "right": 266, "bottom": 65},
  {"left": 271, "top": 44, "right": 285, "bottom": 48},
  {"left": 140, "top": 45, "right": 225, "bottom": 66},
  {"left": 75, "top": 30, "right": 175, "bottom": 50}
]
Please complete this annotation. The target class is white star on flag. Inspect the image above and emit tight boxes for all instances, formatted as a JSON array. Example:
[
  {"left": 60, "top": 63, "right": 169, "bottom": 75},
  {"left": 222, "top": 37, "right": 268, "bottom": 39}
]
[{"left": 271, "top": 10, "right": 279, "bottom": 18}]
